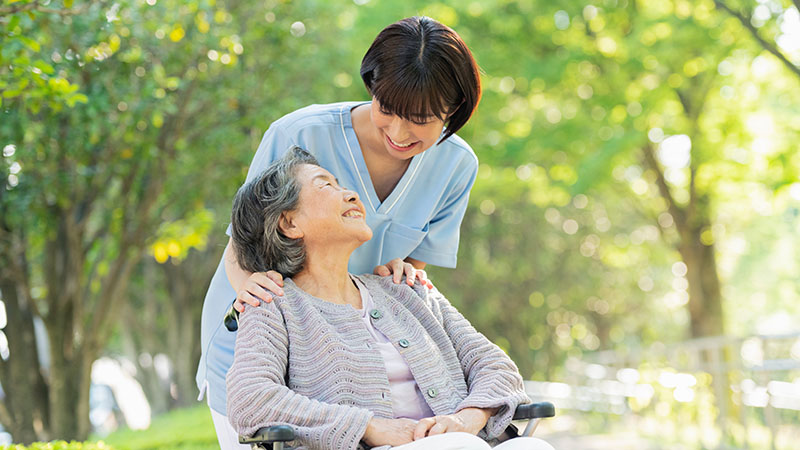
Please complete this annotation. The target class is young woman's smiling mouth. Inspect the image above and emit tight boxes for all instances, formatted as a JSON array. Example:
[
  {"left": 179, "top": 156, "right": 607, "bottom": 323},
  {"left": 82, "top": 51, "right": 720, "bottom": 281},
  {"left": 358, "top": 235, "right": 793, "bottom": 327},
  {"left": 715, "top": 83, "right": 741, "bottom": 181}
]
[{"left": 386, "top": 135, "right": 418, "bottom": 151}]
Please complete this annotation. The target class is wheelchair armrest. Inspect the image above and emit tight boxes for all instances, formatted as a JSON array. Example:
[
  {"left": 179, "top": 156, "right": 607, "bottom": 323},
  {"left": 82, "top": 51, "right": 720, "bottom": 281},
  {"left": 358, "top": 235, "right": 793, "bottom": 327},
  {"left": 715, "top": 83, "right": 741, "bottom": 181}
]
[
  {"left": 239, "top": 425, "right": 295, "bottom": 444},
  {"left": 512, "top": 402, "right": 555, "bottom": 420}
]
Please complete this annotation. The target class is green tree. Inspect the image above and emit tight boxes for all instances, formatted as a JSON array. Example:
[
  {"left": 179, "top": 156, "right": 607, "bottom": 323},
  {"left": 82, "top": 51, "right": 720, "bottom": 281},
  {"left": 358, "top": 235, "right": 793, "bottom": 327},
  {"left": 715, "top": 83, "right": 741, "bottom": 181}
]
[
  {"left": 0, "top": 0, "right": 249, "bottom": 440},
  {"left": 449, "top": 0, "right": 798, "bottom": 341}
]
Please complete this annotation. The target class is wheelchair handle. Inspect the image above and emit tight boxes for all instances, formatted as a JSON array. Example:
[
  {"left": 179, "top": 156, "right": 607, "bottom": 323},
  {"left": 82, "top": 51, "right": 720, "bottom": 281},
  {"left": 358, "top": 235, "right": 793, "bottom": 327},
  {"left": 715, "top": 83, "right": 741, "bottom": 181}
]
[{"left": 224, "top": 302, "right": 239, "bottom": 332}]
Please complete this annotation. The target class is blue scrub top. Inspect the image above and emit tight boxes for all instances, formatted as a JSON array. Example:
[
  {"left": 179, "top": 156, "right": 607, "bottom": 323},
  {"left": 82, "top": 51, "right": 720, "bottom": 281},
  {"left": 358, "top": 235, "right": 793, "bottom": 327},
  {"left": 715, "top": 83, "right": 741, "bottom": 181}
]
[{"left": 197, "top": 101, "right": 479, "bottom": 414}]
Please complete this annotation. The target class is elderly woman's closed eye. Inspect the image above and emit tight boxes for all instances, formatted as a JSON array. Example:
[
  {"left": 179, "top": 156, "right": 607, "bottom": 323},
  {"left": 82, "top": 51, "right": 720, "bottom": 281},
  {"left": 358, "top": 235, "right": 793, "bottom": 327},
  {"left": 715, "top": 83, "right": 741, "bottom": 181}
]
[{"left": 226, "top": 147, "right": 554, "bottom": 450}]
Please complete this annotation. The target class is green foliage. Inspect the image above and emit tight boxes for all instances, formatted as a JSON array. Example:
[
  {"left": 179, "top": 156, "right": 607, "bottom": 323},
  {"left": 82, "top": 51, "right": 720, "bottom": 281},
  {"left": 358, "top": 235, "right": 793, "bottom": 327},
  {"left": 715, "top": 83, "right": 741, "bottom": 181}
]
[
  {"left": 0, "top": 1, "right": 87, "bottom": 112},
  {"left": 0, "top": 442, "right": 113, "bottom": 450},
  {"left": 430, "top": 160, "right": 682, "bottom": 379}
]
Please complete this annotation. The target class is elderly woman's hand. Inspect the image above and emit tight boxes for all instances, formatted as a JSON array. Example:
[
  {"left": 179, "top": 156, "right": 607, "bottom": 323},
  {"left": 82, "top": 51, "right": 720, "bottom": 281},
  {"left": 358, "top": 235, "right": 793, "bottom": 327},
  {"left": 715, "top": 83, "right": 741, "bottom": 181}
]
[
  {"left": 362, "top": 417, "right": 417, "bottom": 447},
  {"left": 412, "top": 408, "right": 495, "bottom": 440},
  {"left": 373, "top": 258, "right": 433, "bottom": 288},
  {"left": 233, "top": 271, "right": 285, "bottom": 312}
]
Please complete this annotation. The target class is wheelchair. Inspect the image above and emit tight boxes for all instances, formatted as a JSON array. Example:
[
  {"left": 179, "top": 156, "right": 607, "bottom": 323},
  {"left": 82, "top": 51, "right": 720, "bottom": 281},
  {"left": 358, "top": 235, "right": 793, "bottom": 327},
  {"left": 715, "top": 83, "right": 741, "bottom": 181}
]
[{"left": 238, "top": 401, "right": 555, "bottom": 450}]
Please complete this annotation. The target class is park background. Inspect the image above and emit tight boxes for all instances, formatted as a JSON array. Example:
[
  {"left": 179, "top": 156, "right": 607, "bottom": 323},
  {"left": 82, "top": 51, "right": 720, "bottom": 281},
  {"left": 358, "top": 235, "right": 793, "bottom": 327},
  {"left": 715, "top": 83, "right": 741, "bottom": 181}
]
[{"left": 1, "top": 0, "right": 799, "bottom": 448}]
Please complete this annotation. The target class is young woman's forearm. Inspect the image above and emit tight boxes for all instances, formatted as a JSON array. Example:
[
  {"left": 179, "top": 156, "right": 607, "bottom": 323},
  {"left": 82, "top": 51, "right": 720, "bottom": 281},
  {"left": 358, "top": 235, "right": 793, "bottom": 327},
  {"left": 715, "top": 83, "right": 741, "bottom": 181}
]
[
  {"left": 224, "top": 237, "right": 252, "bottom": 292},
  {"left": 404, "top": 256, "right": 427, "bottom": 270}
]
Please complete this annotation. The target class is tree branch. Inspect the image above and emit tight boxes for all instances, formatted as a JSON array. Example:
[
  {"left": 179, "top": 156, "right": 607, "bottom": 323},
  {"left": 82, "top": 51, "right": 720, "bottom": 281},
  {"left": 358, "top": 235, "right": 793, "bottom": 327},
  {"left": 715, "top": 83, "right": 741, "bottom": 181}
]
[
  {"left": 714, "top": 0, "right": 800, "bottom": 80},
  {"left": 641, "top": 144, "right": 690, "bottom": 239},
  {"left": 0, "top": 1, "right": 40, "bottom": 16}
]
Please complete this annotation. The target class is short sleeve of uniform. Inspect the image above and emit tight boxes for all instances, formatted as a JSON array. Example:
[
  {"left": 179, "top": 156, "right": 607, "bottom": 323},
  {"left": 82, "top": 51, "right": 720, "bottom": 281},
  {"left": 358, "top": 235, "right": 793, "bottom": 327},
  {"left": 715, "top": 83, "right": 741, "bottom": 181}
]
[
  {"left": 226, "top": 124, "right": 297, "bottom": 237},
  {"left": 407, "top": 158, "right": 478, "bottom": 268}
]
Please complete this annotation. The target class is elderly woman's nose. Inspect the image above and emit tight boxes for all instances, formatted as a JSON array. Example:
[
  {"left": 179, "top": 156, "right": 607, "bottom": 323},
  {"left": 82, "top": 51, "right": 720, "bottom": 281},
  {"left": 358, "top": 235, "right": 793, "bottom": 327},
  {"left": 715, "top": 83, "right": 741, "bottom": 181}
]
[{"left": 344, "top": 189, "right": 359, "bottom": 202}]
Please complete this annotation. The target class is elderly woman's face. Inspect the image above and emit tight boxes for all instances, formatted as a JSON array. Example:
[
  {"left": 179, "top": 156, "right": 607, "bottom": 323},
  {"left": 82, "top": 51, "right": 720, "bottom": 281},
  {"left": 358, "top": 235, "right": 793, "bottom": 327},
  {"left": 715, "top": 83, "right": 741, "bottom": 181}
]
[{"left": 288, "top": 164, "right": 372, "bottom": 246}]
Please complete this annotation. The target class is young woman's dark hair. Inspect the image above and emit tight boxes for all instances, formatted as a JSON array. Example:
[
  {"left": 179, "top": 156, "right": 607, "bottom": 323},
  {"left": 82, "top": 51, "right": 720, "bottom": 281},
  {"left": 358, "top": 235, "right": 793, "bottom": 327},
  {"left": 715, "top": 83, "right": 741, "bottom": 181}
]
[{"left": 360, "top": 16, "right": 481, "bottom": 144}]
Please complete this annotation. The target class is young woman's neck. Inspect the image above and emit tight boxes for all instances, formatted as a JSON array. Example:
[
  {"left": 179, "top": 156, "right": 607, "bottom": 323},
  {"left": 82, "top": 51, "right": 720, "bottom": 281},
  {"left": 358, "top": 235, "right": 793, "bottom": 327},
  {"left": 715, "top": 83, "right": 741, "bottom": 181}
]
[
  {"left": 350, "top": 103, "right": 412, "bottom": 202},
  {"left": 291, "top": 244, "right": 361, "bottom": 308}
]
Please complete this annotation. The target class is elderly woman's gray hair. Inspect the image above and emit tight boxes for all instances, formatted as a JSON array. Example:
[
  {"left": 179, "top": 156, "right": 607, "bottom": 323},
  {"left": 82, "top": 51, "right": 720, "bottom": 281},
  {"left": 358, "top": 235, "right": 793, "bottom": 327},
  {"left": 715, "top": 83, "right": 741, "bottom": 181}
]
[{"left": 230, "top": 146, "right": 319, "bottom": 278}]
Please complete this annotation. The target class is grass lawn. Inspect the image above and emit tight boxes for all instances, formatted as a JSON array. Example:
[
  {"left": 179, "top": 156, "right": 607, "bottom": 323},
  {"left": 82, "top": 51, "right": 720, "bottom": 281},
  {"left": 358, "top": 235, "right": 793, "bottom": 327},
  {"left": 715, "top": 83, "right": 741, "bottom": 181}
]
[{"left": 92, "top": 405, "right": 218, "bottom": 450}]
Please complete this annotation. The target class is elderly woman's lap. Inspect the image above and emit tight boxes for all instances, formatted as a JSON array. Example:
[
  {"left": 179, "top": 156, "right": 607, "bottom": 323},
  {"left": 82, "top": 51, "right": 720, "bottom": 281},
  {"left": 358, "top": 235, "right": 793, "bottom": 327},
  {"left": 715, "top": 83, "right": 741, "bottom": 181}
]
[
  {"left": 493, "top": 436, "right": 555, "bottom": 450},
  {"left": 390, "top": 432, "right": 555, "bottom": 450}
]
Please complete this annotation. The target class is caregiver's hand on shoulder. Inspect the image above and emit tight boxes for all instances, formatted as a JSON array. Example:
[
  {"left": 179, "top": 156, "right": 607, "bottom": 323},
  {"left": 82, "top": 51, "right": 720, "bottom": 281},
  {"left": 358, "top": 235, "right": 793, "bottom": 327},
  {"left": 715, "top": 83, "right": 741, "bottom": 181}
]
[
  {"left": 373, "top": 258, "right": 433, "bottom": 289},
  {"left": 233, "top": 271, "right": 285, "bottom": 312},
  {"left": 363, "top": 417, "right": 417, "bottom": 447},
  {"left": 412, "top": 408, "right": 492, "bottom": 440}
]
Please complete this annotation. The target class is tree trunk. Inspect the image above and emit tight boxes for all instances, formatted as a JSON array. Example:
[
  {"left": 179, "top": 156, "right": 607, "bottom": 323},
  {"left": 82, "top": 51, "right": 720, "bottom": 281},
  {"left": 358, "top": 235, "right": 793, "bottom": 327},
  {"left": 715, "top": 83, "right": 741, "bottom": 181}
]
[
  {"left": 46, "top": 324, "right": 93, "bottom": 440},
  {"left": 643, "top": 145, "right": 725, "bottom": 339},
  {"left": 680, "top": 230, "right": 725, "bottom": 338},
  {"left": 163, "top": 245, "right": 219, "bottom": 408},
  {"left": 41, "top": 216, "right": 94, "bottom": 440},
  {"left": 118, "top": 307, "right": 172, "bottom": 416},
  {"left": 0, "top": 277, "right": 49, "bottom": 444}
]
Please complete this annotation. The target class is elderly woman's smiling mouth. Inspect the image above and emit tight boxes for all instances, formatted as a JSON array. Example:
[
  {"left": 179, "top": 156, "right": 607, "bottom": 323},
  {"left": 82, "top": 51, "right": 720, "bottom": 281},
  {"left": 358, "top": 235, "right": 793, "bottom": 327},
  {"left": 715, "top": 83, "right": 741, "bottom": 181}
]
[{"left": 343, "top": 208, "right": 365, "bottom": 219}]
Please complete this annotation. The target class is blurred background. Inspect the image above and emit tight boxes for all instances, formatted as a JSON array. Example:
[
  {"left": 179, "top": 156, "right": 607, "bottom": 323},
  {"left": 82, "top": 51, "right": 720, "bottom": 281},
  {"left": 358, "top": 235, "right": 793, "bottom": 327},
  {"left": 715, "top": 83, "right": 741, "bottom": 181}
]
[{"left": 1, "top": 0, "right": 799, "bottom": 448}]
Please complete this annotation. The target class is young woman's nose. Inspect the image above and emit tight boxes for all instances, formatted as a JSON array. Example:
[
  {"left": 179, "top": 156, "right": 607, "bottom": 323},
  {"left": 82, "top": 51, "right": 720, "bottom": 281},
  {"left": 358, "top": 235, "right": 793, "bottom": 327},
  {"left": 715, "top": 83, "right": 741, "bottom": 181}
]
[{"left": 387, "top": 116, "right": 409, "bottom": 140}]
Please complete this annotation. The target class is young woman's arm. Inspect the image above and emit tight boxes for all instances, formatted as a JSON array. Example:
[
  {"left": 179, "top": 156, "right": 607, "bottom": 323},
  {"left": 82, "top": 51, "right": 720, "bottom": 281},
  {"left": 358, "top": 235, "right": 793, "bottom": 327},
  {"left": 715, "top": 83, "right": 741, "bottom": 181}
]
[
  {"left": 230, "top": 250, "right": 431, "bottom": 313},
  {"left": 405, "top": 256, "right": 426, "bottom": 270},
  {"left": 225, "top": 237, "right": 285, "bottom": 311}
]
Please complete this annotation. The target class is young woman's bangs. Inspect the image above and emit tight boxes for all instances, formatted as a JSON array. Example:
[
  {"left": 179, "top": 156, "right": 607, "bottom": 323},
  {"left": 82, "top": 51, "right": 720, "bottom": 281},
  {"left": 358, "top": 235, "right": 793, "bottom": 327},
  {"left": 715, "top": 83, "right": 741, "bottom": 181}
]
[{"left": 372, "top": 76, "right": 457, "bottom": 123}]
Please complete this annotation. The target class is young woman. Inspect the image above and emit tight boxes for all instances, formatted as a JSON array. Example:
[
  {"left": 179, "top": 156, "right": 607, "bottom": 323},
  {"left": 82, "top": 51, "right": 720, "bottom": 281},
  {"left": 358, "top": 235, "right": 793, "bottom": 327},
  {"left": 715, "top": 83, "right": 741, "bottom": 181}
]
[
  {"left": 197, "top": 17, "right": 483, "bottom": 448},
  {"left": 226, "top": 148, "right": 554, "bottom": 450}
]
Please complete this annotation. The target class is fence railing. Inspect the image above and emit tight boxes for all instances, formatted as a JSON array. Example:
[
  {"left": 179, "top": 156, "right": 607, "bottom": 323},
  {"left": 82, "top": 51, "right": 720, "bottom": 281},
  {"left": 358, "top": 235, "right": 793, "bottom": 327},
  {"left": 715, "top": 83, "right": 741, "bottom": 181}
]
[{"left": 525, "top": 332, "right": 800, "bottom": 449}]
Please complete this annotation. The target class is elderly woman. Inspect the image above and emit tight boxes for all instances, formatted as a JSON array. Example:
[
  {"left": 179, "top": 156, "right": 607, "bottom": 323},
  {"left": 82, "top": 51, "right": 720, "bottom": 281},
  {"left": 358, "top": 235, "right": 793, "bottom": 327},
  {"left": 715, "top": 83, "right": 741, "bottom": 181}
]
[{"left": 226, "top": 147, "right": 554, "bottom": 450}]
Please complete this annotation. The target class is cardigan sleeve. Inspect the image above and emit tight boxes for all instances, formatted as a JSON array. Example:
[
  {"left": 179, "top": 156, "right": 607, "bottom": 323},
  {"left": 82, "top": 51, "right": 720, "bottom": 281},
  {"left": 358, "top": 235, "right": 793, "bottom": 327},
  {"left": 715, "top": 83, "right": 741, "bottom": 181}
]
[
  {"left": 226, "top": 301, "right": 373, "bottom": 450},
  {"left": 421, "top": 285, "right": 530, "bottom": 439}
]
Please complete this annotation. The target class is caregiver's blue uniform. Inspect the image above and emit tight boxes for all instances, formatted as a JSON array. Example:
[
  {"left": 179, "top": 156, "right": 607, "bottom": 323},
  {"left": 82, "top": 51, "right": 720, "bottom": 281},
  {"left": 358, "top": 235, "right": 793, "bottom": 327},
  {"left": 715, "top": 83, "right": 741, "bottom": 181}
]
[{"left": 196, "top": 102, "right": 479, "bottom": 414}]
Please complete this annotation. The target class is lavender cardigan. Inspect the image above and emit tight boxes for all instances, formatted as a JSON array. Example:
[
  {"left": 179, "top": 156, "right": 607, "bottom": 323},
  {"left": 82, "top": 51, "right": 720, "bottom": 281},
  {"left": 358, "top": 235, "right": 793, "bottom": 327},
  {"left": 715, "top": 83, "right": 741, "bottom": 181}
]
[{"left": 226, "top": 275, "right": 529, "bottom": 450}]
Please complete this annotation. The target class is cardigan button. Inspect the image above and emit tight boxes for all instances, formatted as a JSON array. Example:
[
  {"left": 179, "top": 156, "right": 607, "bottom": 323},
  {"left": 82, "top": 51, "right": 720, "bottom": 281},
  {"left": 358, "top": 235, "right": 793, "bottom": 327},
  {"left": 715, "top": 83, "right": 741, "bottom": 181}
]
[
  {"left": 427, "top": 388, "right": 438, "bottom": 398},
  {"left": 369, "top": 309, "right": 383, "bottom": 319},
  {"left": 398, "top": 339, "right": 409, "bottom": 348}
]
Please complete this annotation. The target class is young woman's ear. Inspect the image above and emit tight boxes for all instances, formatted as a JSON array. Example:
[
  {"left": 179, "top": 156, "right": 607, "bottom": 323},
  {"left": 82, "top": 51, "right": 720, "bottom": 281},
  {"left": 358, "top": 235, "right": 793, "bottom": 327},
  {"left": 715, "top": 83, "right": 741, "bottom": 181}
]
[{"left": 279, "top": 212, "right": 303, "bottom": 239}]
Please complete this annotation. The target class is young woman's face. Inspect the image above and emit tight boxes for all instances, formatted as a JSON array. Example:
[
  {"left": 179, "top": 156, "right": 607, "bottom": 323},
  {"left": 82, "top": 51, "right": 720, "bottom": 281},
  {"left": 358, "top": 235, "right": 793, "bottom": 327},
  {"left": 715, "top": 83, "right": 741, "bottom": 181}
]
[
  {"left": 369, "top": 99, "right": 447, "bottom": 161},
  {"left": 288, "top": 164, "right": 372, "bottom": 246}
]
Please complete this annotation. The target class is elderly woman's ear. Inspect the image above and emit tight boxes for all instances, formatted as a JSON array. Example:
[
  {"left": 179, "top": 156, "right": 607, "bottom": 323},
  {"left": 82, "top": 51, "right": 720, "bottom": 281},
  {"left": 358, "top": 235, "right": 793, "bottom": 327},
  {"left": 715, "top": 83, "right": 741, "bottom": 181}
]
[{"left": 279, "top": 212, "right": 303, "bottom": 239}]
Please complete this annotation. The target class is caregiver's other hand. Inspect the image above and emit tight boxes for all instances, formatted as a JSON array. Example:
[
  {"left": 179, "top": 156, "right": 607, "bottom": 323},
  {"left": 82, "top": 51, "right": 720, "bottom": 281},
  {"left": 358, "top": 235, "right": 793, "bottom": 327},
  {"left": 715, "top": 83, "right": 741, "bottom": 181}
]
[
  {"left": 363, "top": 417, "right": 417, "bottom": 447},
  {"left": 373, "top": 258, "right": 433, "bottom": 288},
  {"left": 233, "top": 271, "right": 284, "bottom": 312},
  {"left": 412, "top": 408, "right": 493, "bottom": 440}
]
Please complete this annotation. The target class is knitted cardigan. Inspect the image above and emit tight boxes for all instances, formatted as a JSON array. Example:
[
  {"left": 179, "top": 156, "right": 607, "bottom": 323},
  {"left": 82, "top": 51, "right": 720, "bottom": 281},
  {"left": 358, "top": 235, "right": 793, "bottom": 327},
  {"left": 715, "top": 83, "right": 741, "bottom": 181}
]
[{"left": 226, "top": 275, "right": 529, "bottom": 450}]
